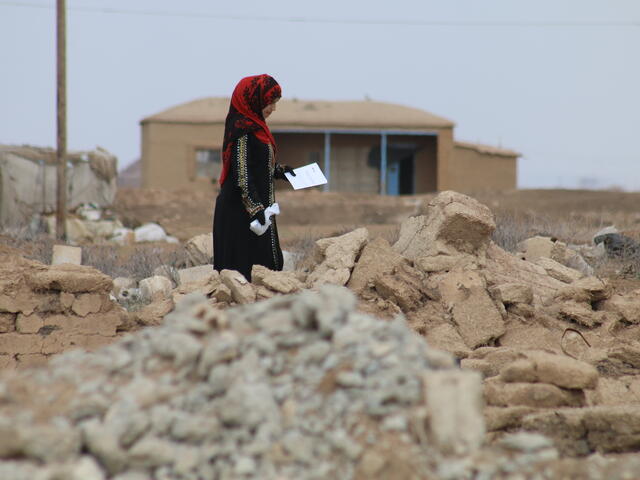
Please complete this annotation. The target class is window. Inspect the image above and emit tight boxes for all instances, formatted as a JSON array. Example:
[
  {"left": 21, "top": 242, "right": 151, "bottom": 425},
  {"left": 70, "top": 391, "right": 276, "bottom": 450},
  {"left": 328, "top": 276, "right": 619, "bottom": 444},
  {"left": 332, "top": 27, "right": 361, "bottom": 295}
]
[
  {"left": 195, "top": 149, "right": 222, "bottom": 180},
  {"left": 309, "top": 151, "right": 321, "bottom": 165}
]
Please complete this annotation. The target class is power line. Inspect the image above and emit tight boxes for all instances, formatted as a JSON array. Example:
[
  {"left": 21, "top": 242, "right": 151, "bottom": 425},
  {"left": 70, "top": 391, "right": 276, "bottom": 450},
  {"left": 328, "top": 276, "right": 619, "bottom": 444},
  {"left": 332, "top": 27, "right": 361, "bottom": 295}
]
[{"left": 1, "top": 1, "right": 639, "bottom": 27}]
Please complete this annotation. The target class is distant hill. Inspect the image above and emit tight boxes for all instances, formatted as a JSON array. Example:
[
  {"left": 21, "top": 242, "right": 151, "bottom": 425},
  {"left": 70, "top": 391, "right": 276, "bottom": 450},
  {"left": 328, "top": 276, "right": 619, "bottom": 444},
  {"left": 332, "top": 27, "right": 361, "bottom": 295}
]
[{"left": 118, "top": 159, "right": 141, "bottom": 188}]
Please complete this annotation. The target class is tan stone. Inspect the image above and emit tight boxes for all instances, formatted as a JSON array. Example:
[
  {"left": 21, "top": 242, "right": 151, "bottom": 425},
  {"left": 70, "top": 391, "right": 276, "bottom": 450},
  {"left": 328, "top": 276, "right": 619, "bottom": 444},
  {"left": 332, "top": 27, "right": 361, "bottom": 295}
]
[
  {"left": 395, "top": 191, "right": 495, "bottom": 261},
  {"left": 0, "top": 312, "right": 16, "bottom": 333},
  {"left": 491, "top": 283, "right": 533, "bottom": 305},
  {"left": 521, "top": 408, "right": 591, "bottom": 457},
  {"left": 132, "top": 298, "right": 174, "bottom": 327},
  {"left": 415, "top": 254, "right": 477, "bottom": 273},
  {"left": 27, "top": 264, "right": 112, "bottom": 293},
  {"left": 468, "top": 347, "right": 522, "bottom": 377},
  {"left": 499, "top": 350, "right": 598, "bottom": 390},
  {"left": 16, "top": 353, "right": 49, "bottom": 369},
  {"left": 535, "top": 257, "right": 584, "bottom": 284},
  {"left": 554, "top": 301, "right": 604, "bottom": 328},
  {"left": 220, "top": 270, "right": 256, "bottom": 304},
  {"left": 212, "top": 284, "right": 233, "bottom": 304},
  {"left": 184, "top": 233, "right": 213, "bottom": 267},
  {"left": 308, "top": 227, "right": 369, "bottom": 287},
  {"left": 583, "top": 406, "right": 640, "bottom": 453},
  {"left": 373, "top": 263, "right": 426, "bottom": 312},
  {"left": 16, "top": 313, "right": 44, "bottom": 334},
  {"left": 0, "top": 291, "right": 39, "bottom": 315},
  {"left": 423, "top": 370, "right": 485, "bottom": 455},
  {"left": 59, "top": 292, "right": 75, "bottom": 310},
  {"left": 112, "top": 277, "right": 137, "bottom": 298},
  {"left": 51, "top": 245, "right": 82, "bottom": 266},
  {"left": 72, "top": 294, "right": 104, "bottom": 317},
  {"left": 438, "top": 270, "right": 505, "bottom": 349},
  {"left": 556, "top": 276, "right": 611, "bottom": 303},
  {"left": 484, "top": 406, "right": 537, "bottom": 432},
  {"left": 424, "top": 323, "right": 471, "bottom": 359},
  {"left": 139, "top": 276, "right": 173, "bottom": 303},
  {"left": 0, "top": 354, "right": 17, "bottom": 369},
  {"left": 0, "top": 333, "right": 43, "bottom": 355},
  {"left": 43, "top": 311, "right": 121, "bottom": 336},
  {"left": 600, "top": 290, "right": 640, "bottom": 324},
  {"left": 177, "top": 265, "right": 219, "bottom": 293},
  {"left": 484, "top": 378, "right": 586, "bottom": 408},
  {"left": 347, "top": 237, "right": 406, "bottom": 292},
  {"left": 252, "top": 265, "right": 304, "bottom": 294}
]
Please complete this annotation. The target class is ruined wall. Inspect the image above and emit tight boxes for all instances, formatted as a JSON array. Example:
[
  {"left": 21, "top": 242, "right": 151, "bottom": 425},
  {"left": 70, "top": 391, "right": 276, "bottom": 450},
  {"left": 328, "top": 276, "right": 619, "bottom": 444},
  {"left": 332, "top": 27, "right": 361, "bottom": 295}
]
[
  {"left": 0, "top": 254, "right": 125, "bottom": 369},
  {"left": 447, "top": 143, "right": 518, "bottom": 192}
]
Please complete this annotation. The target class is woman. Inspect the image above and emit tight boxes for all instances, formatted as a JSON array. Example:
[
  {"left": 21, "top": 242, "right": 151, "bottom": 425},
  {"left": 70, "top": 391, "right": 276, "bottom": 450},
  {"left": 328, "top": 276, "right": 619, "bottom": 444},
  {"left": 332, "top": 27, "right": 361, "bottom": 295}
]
[{"left": 212, "top": 74, "right": 294, "bottom": 281}]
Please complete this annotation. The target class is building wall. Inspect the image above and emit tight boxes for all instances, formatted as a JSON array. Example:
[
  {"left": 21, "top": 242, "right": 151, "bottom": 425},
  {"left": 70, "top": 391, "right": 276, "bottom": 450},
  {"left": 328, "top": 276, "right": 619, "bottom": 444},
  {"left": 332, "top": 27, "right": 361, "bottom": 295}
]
[
  {"left": 141, "top": 122, "right": 224, "bottom": 188},
  {"left": 447, "top": 146, "right": 517, "bottom": 191},
  {"left": 141, "top": 121, "right": 515, "bottom": 193},
  {"left": 435, "top": 127, "right": 455, "bottom": 191}
]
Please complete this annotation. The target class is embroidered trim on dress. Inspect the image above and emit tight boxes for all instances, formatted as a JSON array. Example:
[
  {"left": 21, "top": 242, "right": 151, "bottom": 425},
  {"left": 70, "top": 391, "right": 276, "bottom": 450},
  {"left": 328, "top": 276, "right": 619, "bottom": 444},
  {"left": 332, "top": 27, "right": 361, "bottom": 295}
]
[
  {"left": 267, "top": 144, "right": 280, "bottom": 269},
  {"left": 236, "top": 135, "right": 263, "bottom": 217}
]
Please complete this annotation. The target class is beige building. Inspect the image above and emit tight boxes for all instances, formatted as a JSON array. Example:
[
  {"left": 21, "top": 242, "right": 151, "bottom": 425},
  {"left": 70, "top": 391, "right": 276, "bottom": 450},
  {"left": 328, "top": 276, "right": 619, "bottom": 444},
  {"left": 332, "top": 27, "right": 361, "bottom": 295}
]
[{"left": 140, "top": 98, "right": 519, "bottom": 194}]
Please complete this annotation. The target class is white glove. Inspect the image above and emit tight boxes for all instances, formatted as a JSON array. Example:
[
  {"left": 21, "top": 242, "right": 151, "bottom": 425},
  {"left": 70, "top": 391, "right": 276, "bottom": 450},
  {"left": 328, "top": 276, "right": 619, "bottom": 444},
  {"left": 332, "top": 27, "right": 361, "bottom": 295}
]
[{"left": 249, "top": 203, "right": 280, "bottom": 236}]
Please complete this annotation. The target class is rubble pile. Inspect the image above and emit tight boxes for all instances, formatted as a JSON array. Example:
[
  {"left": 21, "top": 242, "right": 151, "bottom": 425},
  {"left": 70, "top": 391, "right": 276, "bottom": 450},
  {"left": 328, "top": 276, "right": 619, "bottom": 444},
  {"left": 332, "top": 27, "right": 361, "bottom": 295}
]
[{"left": 0, "top": 286, "right": 500, "bottom": 479}]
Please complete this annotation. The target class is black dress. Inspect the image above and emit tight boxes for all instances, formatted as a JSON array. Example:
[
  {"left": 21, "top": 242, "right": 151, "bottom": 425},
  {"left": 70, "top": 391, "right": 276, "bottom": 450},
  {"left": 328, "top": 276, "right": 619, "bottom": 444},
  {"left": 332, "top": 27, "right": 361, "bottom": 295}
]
[{"left": 213, "top": 132, "right": 284, "bottom": 281}]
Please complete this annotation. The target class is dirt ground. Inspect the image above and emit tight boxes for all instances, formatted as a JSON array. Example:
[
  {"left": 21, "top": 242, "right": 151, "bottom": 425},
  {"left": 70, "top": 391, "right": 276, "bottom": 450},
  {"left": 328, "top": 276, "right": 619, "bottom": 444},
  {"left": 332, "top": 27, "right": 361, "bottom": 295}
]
[{"left": 114, "top": 185, "right": 640, "bottom": 245}]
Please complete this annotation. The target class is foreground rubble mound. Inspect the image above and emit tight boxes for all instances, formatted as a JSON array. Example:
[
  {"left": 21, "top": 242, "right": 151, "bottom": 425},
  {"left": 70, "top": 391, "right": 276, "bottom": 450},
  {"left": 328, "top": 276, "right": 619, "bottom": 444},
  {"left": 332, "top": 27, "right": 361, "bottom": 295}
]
[{"left": 0, "top": 286, "right": 494, "bottom": 479}]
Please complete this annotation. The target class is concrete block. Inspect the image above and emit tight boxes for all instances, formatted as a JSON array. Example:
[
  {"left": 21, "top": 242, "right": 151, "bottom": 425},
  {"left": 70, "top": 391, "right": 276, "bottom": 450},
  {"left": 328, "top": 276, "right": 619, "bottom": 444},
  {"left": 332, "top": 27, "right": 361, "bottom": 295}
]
[{"left": 51, "top": 245, "right": 82, "bottom": 266}]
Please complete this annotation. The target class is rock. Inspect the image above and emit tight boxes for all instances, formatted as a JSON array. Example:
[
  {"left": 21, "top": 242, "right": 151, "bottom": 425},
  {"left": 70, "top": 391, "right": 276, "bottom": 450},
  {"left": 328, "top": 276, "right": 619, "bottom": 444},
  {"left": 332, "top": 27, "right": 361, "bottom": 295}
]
[
  {"left": 424, "top": 323, "right": 471, "bottom": 359},
  {"left": 184, "top": 233, "right": 213, "bottom": 267},
  {"left": 484, "top": 406, "right": 537, "bottom": 432},
  {"left": 139, "top": 276, "right": 173, "bottom": 303},
  {"left": 491, "top": 283, "right": 533, "bottom": 305},
  {"left": 394, "top": 191, "right": 495, "bottom": 261},
  {"left": 27, "top": 264, "right": 112, "bottom": 293},
  {"left": 437, "top": 270, "right": 505, "bottom": 349},
  {"left": 111, "top": 228, "right": 135, "bottom": 246},
  {"left": 281, "top": 250, "right": 298, "bottom": 272},
  {"left": 373, "top": 262, "right": 427, "bottom": 312},
  {"left": 133, "top": 223, "right": 167, "bottom": 243},
  {"left": 600, "top": 290, "right": 640, "bottom": 324},
  {"left": 52, "top": 245, "right": 82, "bottom": 266},
  {"left": 152, "top": 265, "right": 178, "bottom": 287},
  {"left": 594, "top": 233, "right": 640, "bottom": 259},
  {"left": 251, "top": 265, "right": 304, "bottom": 294},
  {"left": 220, "top": 269, "right": 256, "bottom": 304},
  {"left": 499, "top": 350, "right": 598, "bottom": 390},
  {"left": 347, "top": 237, "right": 406, "bottom": 292},
  {"left": 423, "top": 370, "right": 485, "bottom": 455},
  {"left": 307, "top": 227, "right": 369, "bottom": 287},
  {"left": 484, "top": 378, "right": 586, "bottom": 408},
  {"left": 535, "top": 257, "right": 584, "bottom": 283},
  {"left": 415, "top": 253, "right": 476, "bottom": 273},
  {"left": 518, "top": 236, "right": 565, "bottom": 263},
  {"left": 521, "top": 408, "right": 590, "bottom": 457},
  {"left": 553, "top": 301, "right": 604, "bottom": 328},
  {"left": 554, "top": 276, "right": 611, "bottom": 303},
  {"left": 112, "top": 277, "right": 136, "bottom": 298}
]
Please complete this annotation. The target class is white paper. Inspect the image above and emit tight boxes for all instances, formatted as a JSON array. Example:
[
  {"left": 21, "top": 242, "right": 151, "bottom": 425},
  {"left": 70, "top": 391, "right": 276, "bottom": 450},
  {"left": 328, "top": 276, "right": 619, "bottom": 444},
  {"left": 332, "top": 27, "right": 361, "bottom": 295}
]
[{"left": 284, "top": 162, "right": 328, "bottom": 190}]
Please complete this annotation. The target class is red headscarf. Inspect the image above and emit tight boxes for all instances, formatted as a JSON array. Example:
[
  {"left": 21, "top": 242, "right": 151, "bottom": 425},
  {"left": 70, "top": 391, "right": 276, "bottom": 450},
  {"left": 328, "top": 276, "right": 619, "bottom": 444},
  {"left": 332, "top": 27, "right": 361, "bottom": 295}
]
[{"left": 219, "top": 74, "right": 281, "bottom": 185}]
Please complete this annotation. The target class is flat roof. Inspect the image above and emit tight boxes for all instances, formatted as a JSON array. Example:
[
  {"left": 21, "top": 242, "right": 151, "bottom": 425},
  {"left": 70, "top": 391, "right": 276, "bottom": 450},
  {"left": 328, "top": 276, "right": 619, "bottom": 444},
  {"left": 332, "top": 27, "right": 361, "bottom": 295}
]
[
  {"left": 455, "top": 140, "right": 520, "bottom": 158},
  {"left": 141, "top": 97, "right": 455, "bottom": 130}
]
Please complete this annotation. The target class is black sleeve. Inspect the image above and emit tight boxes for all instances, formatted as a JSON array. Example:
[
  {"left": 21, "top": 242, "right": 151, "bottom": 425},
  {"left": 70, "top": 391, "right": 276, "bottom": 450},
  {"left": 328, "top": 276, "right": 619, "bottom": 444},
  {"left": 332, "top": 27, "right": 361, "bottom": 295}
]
[
  {"left": 234, "top": 134, "right": 265, "bottom": 217},
  {"left": 274, "top": 163, "right": 286, "bottom": 180}
]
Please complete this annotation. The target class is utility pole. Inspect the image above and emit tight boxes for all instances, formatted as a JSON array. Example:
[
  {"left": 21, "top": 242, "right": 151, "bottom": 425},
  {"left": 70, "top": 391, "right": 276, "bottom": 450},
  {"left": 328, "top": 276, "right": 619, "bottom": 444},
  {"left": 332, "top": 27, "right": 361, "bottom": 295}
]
[{"left": 56, "top": 0, "right": 67, "bottom": 240}]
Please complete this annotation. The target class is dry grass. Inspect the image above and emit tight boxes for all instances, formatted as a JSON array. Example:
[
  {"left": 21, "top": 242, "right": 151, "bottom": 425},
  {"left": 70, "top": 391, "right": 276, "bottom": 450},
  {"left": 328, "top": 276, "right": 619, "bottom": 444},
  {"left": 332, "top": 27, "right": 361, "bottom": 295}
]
[{"left": 82, "top": 244, "right": 188, "bottom": 280}]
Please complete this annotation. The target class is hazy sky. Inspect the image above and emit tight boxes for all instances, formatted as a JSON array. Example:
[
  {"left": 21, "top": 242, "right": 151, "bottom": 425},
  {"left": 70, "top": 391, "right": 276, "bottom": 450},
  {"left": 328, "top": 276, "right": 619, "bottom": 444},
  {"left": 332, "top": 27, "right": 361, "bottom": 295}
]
[{"left": 1, "top": 0, "right": 639, "bottom": 190}]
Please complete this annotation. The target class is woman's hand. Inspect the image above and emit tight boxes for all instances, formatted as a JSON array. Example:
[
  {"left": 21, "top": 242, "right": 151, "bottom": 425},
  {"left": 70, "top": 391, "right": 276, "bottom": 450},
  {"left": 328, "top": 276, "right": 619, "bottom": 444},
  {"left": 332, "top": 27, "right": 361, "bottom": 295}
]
[{"left": 274, "top": 164, "right": 296, "bottom": 180}]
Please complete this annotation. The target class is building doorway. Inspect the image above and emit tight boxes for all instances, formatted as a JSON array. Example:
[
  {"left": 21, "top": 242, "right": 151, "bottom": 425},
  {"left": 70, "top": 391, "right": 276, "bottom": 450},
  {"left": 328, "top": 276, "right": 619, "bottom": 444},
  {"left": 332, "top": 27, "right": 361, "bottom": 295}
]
[{"left": 386, "top": 144, "right": 415, "bottom": 195}]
